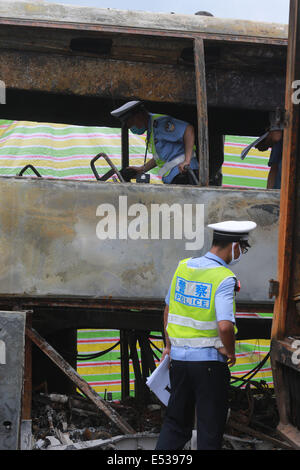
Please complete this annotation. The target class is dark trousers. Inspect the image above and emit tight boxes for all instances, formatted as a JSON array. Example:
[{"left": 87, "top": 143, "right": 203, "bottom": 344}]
[
  {"left": 155, "top": 360, "right": 230, "bottom": 450},
  {"left": 170, "top": 170, "right": 199, "bottom": 185}
]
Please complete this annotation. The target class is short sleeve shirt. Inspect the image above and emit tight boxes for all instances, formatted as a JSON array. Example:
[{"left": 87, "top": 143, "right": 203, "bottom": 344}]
[{"left": 150, "top": 114, "right": 199, "bottom": 184}]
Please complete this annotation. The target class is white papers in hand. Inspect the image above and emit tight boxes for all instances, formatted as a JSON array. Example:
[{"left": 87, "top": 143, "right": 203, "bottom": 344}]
[{"left": 146, "top": 354, "right": 171, "bottom": 406}]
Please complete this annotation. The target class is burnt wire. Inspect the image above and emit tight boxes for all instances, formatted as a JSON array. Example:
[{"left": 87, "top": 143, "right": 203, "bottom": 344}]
[
  {"left": 77, "top": 335, "right": 163, "bottom": 362},
  {"left": 149, "top": 337, "right": 163, "bottom": 362},
  {"left": 76, "top": 340, "right": 120, "bottom": 360},
  {"left": 76, "top": 334, "right": 270, "bottom": 385},
  {"left": 230, "top": 352, "right": 270, "bottom": 388},
  {"left": 149, "top": 339, "right": 163, "bottom": 354}
]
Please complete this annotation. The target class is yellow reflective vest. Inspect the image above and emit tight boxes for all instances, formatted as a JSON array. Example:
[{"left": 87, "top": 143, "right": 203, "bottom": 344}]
[
  {"left": 148, "top": 113, "right": 167, "bottom": 171},
  {"left": 167, "top": 258, "right": 238, "bottom": 349}
]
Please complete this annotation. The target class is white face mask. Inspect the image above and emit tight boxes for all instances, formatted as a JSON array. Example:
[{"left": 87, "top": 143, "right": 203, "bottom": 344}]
[{"left": 229, "top": 242, "right": 242, "bottom": 265}]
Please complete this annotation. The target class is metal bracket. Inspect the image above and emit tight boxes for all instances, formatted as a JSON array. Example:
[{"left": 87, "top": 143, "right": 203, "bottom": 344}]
[
  {"left": 269, "top": 279, "right": 279, "bottom": 299},
  {"left": 90, "top": 153, "right": 125, "bottom": 183},
  {"left": 18, "top": 165, "right": 42, "bottom": 177}
]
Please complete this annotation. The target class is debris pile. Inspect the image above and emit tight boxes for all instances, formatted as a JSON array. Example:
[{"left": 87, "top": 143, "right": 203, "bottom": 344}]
[
  {"left": 224, "top": 382, "right": 293, "bottom": 450},
  {"left": 30, "top": 383, "right": 293, "bottom": 450},
  {"left": 31, "top": 392, "right": 162, "bottom": 450}
]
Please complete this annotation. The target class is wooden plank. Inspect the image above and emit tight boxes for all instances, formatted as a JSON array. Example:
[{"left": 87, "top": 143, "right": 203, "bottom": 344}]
[
  {"left": 25, "top": 326, "right": 135, "bottom": 435},
  {"left": 277, "top": 422, "right": 300, "bottom": 449},
  {"left": 228, "top": 420, "right": 293, "bottom": 450},
  {"left": 194, "top": 38, "right": 209, "bottom": 186}
]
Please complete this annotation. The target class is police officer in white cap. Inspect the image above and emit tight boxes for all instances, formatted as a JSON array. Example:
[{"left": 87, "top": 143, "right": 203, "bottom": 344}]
[
  {"left": 111, "top": 100, "right": 199, "bottom": 184},
  {"left": 156, "top": 220, "right": 257, "bottom": 450}
]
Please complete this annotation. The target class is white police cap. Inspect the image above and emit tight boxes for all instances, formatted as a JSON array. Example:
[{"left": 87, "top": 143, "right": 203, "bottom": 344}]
[
  {"left": 208, "top": 220, "right": 257, "bottom": 242},
  {"left": 111, "top": 100, "right": 143, "bottom": 122}
]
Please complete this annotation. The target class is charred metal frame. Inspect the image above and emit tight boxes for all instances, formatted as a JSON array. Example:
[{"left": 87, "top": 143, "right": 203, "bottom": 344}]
[
  {"left": 0, "top": 4, "right": 288, "bottom": 442},
  {"left": 270, "top": 0, "right": 300, "bottom": 449},
  {"left": 0, "top": 297, "right": 273, "bottom": 335},
  {"left": 0, "top": 7, "right": 288, "bottom": 181}
]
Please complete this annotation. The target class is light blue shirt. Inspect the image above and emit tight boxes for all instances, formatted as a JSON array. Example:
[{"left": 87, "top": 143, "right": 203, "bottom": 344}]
[
  {"left": 148, "top": 114, "right": 199, "bottom": 184},
  {"left": 165, "top": 252, "right": 236, "bottom": 363}
]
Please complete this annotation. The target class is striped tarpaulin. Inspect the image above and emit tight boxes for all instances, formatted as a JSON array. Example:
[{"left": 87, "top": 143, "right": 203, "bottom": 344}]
[
  {"left": 0, "top": 119, "right": 162, "bottom": 183},
  {"left": 77, "top": 329, "right": 162, "bottom": 400},
  {"left": 223, "top": 135, "right": 270, "bottom": 189},
  {"left": 0, "top": 120, "right": 273, "bottom": 395},
  {"left": 231, "top": 339, "right": 272, "bottom": 387}
]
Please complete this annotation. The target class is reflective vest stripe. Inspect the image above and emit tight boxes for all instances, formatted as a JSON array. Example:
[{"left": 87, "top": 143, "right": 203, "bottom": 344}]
[
  {"left": 168, "top": 313, "right": 218, "bottom": 330},
  {"left": 149, "top": 114, "right": 165, "bottom": 168},
  {"left": 157, "top": 154, "right": 185, "bottom": 177},
  {"left": 170, "top": 337, "right": 224, "bottom": 348}
]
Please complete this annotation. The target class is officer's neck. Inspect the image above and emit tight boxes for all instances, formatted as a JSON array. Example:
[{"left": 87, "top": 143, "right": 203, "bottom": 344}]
[{"left": 209, "top": 246, "right": 231, "bottom": 265}]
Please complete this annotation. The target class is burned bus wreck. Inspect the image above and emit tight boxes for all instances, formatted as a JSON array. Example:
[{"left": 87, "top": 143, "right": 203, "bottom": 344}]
[{"left": 0, "top": 0, "right": 295, "bottom": 450}]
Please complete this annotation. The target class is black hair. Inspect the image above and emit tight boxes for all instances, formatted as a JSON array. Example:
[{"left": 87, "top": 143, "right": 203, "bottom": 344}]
[
  {"left": 212, "top": 237, "right": 232, "bottom": 249},
  {"left": 212, "top": 238, "right": 250, "bottom": 252}
]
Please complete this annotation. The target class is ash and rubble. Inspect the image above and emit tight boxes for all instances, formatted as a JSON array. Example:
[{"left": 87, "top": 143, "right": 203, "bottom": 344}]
[
  {"left": 30, "top": 383, "right": 292, "bottom": 450},
  {"left": 31, "top": 392, "right": 162, "bottom": 450}
]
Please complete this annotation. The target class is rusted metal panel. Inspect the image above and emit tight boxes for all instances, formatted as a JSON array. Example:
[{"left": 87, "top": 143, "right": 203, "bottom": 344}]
[
  {"left": 0, "top": 49, "right": 195, "bottom": 104},
  {"left": 0, "top": 1, "right": 288, "bottom": 45},
  {"left": 271, "top": 338, "right": 300, "bottom": 373},
  {"left": 22, "top": 312, "right": 32, "bottom": 421},
  {"left": 0, "top": 310, "right": 27, "bottom": 450},
  {"left": 0, "top": 24, "right": 192, "bottom": 65},
  {"left": 0, "top": 50, "right": 286, "bottom": 110},
  {"left": 205, "top": 68, "right": 285, "bottom": 111},
  {"left": 0, "top": 176, "right": 279, "bottom": 303}
]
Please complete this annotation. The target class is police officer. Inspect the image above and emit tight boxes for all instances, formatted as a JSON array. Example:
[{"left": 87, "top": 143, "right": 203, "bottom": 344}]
[
  {"left": 241, "top": 118, "right": 283, "bottom": 190},
  {"left": 155, "top": 220, "right": 257, "bottom": 450},
  {"left": 110, "top": 100, "right": 199, "bottom": 185},
  {"left": 255, "top": 129, "right": 283, "bottom": 189}
]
